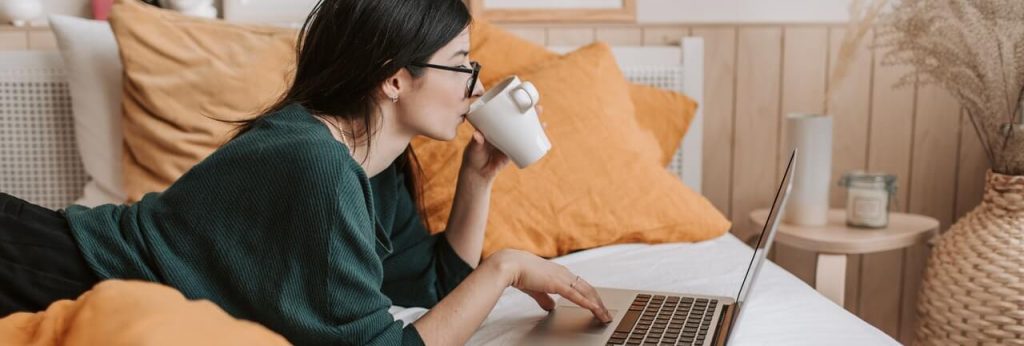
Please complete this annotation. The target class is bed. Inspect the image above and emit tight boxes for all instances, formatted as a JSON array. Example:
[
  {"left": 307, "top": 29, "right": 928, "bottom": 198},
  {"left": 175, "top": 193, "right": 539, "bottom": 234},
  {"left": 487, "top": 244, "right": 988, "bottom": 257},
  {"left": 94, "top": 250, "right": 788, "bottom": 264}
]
[
  {"left": 390, "top": 236, "right": 897, "bottom": 345},
  {"left": 0, "top": 14, "right": 897, "bottom": 346}
]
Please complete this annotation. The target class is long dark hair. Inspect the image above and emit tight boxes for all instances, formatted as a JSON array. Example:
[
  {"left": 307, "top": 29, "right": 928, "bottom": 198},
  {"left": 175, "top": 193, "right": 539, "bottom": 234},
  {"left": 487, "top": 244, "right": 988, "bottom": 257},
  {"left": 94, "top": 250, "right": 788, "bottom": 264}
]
[{"left": 234, "top": 0, "right": 472, "bottom": 228}]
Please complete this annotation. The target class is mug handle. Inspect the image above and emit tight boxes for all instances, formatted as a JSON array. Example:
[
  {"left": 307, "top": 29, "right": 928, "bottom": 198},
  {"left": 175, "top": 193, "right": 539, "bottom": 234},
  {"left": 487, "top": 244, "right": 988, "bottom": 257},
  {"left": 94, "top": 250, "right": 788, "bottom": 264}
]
[{"left": 510, "top": 81, "right": 540, "bottom": 113}]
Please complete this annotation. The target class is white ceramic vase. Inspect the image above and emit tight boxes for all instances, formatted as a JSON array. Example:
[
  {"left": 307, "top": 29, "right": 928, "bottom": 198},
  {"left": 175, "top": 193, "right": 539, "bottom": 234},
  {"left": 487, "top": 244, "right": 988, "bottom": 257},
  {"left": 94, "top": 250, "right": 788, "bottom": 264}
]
[
  {"left": 782, "top": 113, "right": 833, "bottom": 226},
  {"left": 2, "top": 0, "right": 43, "bottom": 27}
]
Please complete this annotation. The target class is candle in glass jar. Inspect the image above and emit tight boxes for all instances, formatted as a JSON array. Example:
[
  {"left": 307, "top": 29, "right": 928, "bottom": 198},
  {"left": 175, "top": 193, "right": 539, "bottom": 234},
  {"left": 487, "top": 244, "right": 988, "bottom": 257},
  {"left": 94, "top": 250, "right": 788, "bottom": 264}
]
[
  {"left": 839, "top": 171, "right": 897, "bottom": 228},
  {"left": 847, "top": 185, "right": 888, "bottom": 227}
]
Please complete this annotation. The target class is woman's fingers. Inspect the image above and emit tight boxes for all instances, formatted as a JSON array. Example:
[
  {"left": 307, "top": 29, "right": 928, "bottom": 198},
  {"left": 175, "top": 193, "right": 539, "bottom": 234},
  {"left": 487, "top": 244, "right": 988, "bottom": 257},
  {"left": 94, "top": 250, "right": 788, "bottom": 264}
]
[
  {"left": 503, "top": 252, "right": 612, "bottom": 322},
  {"left": 525, "top": 290, "right": 556, "bottom": 311},
  {"left": 557, "top": 277, "right": 613, "bottom": 323},
  {"left": 556, "top": 283, "right": 596, "bottom": 312},
  {"left": 574, "top": 279, "right": 612, "bottom": 321}
]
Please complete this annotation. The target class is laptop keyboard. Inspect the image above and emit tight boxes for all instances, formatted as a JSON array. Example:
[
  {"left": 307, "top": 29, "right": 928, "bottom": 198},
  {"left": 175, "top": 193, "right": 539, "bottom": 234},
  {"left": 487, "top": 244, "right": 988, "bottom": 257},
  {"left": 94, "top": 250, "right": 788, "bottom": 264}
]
[{"left": 607, "top": 294, "right": 717, "bottom": 345}]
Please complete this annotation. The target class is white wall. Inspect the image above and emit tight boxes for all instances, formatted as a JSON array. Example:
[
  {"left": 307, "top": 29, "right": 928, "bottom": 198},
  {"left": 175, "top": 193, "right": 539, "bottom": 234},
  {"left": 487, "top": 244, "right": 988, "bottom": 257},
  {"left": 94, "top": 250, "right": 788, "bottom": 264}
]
[
  {"left": 39, "top": 0, "right": 90, "bottom": 18},
  {"left": 32, "top": 0, "right": 853, "bottom": 24},
  {"left": 637, "top": 0, "right": 852, "bottom": 23},
  {"left": 30, "top": 0, "right": 225, "bottom": 20}
]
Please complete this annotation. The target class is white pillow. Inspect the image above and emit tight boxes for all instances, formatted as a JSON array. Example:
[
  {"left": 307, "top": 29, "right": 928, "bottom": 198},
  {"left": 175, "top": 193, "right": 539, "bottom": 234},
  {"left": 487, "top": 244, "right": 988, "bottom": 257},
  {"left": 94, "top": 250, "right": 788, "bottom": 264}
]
[{"left": 49, "top": 15, "right": 125, "bottom": 206}]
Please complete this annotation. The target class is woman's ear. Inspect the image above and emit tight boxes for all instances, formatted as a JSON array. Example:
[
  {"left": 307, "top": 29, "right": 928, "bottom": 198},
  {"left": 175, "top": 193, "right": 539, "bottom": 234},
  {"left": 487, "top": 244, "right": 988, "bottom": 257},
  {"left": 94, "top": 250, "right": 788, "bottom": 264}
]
[{"left": 380, "top": 69, "right": 408, "bottom": 100}]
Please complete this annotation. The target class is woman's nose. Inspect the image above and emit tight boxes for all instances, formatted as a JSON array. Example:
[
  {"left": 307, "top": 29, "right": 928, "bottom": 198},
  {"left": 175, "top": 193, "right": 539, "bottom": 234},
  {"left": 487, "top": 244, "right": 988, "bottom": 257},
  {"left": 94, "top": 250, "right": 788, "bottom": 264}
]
[{"left": 470, "top": 79, "right": 485, "bottom": 99}]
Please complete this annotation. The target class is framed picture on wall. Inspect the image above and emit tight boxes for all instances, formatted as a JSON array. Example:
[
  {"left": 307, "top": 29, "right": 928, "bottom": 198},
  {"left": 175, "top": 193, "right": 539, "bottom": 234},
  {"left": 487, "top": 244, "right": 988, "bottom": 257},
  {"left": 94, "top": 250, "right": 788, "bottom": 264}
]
[{"left": 467, "top": 0, "right": 636, "bottom": 23}]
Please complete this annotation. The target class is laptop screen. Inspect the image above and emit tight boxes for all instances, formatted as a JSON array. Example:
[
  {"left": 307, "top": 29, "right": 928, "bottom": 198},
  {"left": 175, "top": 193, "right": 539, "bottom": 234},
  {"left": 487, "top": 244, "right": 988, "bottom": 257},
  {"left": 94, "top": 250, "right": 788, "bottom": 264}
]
[{"left": 734, "top": 149, "right": 796, "bottom": 305}]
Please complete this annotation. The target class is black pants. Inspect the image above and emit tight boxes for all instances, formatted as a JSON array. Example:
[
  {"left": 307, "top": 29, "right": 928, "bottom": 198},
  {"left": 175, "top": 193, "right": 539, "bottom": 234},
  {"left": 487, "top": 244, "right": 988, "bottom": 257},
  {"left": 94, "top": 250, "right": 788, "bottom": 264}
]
[{"left": 0, "top": 193, "right": 99, "bottom": 317}]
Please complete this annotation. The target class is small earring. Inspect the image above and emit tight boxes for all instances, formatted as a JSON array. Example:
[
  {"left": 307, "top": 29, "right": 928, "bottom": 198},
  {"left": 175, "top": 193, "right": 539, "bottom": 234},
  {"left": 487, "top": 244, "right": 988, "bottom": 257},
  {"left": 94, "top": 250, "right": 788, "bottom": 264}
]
[{"left": 390, "top": 96, "right": 398, "bottom": 103}]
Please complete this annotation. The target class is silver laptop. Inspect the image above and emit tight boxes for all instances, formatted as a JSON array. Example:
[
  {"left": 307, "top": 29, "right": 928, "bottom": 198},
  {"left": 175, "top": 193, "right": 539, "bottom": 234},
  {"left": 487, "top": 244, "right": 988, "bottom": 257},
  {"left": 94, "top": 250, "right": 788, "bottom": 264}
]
[{"left": 523, "top": 149, "right": 797, "bottom": 346}]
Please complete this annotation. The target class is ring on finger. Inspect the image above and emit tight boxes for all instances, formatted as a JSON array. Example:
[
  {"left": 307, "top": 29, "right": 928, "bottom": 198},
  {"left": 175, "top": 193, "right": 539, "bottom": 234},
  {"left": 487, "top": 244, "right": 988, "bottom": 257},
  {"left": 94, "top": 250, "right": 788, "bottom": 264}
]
[{"left": 570, "top": 275, "right": 581, "bottom": 289}]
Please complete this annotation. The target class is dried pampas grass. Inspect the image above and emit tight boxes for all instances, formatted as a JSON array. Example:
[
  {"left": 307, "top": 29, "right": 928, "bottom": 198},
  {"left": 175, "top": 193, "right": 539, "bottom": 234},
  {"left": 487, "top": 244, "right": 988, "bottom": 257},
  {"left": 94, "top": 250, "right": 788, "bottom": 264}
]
[
  {"left": 825, "top": 0, "right": 888, "bottom": 115},
  {"left": 877, "top": 0, "right": 1024, "bottom": 174}
]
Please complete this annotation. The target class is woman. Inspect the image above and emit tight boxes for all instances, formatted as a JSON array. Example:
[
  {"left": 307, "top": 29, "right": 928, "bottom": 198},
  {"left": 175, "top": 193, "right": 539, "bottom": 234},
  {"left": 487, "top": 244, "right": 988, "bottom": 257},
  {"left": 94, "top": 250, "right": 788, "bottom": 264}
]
[{"left": 0, "top": 0, "right": 611, "bottom": 344}]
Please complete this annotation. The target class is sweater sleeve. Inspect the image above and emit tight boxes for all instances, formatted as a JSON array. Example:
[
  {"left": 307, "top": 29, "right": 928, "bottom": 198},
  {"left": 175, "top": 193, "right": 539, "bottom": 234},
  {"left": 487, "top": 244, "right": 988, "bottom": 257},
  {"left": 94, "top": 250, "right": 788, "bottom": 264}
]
[{"left": 379, "top": 170, "right": 476, "bottom": 308}]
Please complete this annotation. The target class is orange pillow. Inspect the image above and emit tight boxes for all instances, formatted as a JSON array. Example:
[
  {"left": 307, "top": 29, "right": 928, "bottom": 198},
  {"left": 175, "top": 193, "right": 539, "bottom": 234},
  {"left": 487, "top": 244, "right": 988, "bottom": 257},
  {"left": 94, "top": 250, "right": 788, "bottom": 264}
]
[
  {"left": 470, "top": 19, "right": 697, "bottom": 164},
  {"left": 109, "top": 0, "right": 295, "bottom": 201},
  {"left": 412, "top": 43, "right": 729, "bottom": 258},
  {"left": 629, "top": 84, "right": 698, "bottom": 164}
]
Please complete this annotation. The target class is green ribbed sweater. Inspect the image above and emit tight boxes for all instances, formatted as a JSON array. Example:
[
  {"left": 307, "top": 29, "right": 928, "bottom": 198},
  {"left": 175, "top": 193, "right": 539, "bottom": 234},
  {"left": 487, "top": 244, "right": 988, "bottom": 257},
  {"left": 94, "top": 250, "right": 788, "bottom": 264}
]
[{"left": 64, "top": 104, "right": 474, "bottom": 345}]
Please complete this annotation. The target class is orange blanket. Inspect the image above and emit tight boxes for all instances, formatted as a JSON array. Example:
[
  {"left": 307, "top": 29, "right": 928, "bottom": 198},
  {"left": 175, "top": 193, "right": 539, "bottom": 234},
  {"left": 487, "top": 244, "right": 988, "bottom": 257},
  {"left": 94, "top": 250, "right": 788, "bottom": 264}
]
[{"left": 0, "top": 280, "right": 288, "bottom": 345}]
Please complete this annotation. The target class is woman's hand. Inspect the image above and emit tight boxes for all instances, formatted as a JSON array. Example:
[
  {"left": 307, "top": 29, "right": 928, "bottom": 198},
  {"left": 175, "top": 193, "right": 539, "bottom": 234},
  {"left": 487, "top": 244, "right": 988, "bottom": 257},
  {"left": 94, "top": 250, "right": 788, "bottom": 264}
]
[
  {"left": 488, "top": 249, "right": 613, "bottom": 323},
  {"left": 412, "top": 246, "right": 609, "bottom": 345},
  {"left": 460, "top": 106, "right": 544, "bottom": 183},
  {"left": 460, "top": 130, "right": 509, "bottom": 183}
]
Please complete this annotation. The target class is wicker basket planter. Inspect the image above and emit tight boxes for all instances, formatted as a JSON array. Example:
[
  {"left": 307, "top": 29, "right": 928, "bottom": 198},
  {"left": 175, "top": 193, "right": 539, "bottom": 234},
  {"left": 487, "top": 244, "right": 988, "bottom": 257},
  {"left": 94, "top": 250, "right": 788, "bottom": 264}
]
[{"left": 916, "top": 170, "right": 1024, "bottom": 345}]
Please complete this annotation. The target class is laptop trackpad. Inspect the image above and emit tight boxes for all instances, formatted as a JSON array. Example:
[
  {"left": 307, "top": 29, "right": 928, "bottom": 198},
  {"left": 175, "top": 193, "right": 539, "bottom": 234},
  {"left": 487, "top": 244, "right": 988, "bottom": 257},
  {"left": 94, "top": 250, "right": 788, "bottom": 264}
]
[{"left": 540, "top": 307, "right": 616, "bottom": 336}]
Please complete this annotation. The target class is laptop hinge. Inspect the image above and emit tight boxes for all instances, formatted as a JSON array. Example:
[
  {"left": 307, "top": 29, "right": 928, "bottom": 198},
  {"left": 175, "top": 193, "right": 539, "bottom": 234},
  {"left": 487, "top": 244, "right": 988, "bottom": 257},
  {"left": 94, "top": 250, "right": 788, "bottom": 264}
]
[{"left": 711, "top": 303, "right": 737, "bottom": 346}]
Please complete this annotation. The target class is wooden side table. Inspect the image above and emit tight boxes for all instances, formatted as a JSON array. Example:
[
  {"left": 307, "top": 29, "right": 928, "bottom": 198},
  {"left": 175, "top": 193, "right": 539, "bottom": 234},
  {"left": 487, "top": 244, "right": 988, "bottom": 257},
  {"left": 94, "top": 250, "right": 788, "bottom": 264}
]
[{"left": 749, "top": 209, "right": 939, "bottom": 306}]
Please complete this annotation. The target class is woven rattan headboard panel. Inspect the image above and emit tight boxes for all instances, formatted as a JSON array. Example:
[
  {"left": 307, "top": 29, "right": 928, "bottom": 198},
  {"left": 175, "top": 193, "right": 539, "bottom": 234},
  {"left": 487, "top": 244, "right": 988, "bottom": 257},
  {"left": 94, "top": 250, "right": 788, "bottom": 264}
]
[{"left": 0, "top": 52, "right": 87, "bottom": 209}]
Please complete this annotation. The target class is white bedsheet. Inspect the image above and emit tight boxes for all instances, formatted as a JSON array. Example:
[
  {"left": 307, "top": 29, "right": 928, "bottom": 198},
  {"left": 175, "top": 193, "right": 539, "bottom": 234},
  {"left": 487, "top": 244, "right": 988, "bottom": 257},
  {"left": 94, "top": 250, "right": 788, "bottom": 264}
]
[{"left": 390, "top": 233, "right": 897, "bottom": 345}]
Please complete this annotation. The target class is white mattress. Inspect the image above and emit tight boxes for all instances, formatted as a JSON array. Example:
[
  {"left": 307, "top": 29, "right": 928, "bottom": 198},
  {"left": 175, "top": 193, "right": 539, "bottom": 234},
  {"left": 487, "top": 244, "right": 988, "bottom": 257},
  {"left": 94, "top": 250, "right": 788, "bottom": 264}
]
[{"left": 390, "top": 233, "right": 898, "bottom": 345}]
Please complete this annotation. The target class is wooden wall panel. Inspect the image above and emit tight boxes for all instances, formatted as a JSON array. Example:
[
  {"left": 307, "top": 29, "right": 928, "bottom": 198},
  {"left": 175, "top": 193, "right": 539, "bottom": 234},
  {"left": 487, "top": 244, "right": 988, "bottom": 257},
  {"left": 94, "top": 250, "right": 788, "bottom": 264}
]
[
  {"left": 955, "top": 110, "right": 988, "bottom": 219},
  {"left": 826, "top": 28, "right": 873, "bottom": 208},
  {"left": 691, "top": 27, "right": 736, "bottom": 217},
  {"left": 772, "top": 26, "right": 830, "bottom": 286},
  {"left": 731, "top": 27, "right": 783, "bottom": 243},
  {"left": 826, "top": 27, "right": 875, "bottom": 315},
  {"left": 845, "top": 255, "right": 862, "bottom": 314},
  {"left": 778, "top": 26, "right": 829, "bottom": 174},
  {"left": 545, "top": 28, "right": 595, "bottom": 46},
  {"left": 899, "top": 243, "right": 929, "bottom": 344},
  {"left": 642, "top": 27, "right": 690, "bottom": 46},
  {"left": 0, "top": 27, "right": 56, "bottom": 51},
  {"left": 0, "top": 31, "right": 28, "bottom": 50},
  {"left": 867, "top": 46, "right": 915, "bottom": 215},
  {"left": 27, "top": 30, "right": 57, "bottom": 50},
  {"left": 860, "top": 249, "right": 906, "bottom": 337},
  {"left": 595, "top": 28, "right": 644, "bottom": 45},
  {"left": 910, "top": 85, "right": 960, "bottom": 229},
  {"left": 504, "top": 27, "right": 547, "bottom": 46}
]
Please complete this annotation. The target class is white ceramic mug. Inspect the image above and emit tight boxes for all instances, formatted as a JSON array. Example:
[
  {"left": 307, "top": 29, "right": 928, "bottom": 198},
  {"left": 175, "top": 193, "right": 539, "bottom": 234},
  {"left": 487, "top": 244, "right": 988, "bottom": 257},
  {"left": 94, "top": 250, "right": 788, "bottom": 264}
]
[{"left": 467, "top": 76, "right": 551, "bottom": 168}]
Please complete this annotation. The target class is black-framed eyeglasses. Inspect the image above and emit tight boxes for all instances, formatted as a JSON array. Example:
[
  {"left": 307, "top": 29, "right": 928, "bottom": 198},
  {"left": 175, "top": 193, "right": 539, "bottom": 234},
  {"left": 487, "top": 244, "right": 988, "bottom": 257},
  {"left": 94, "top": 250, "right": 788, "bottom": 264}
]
[{"left": 409, "top": 61, "right": 481, "bottom": 98}]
